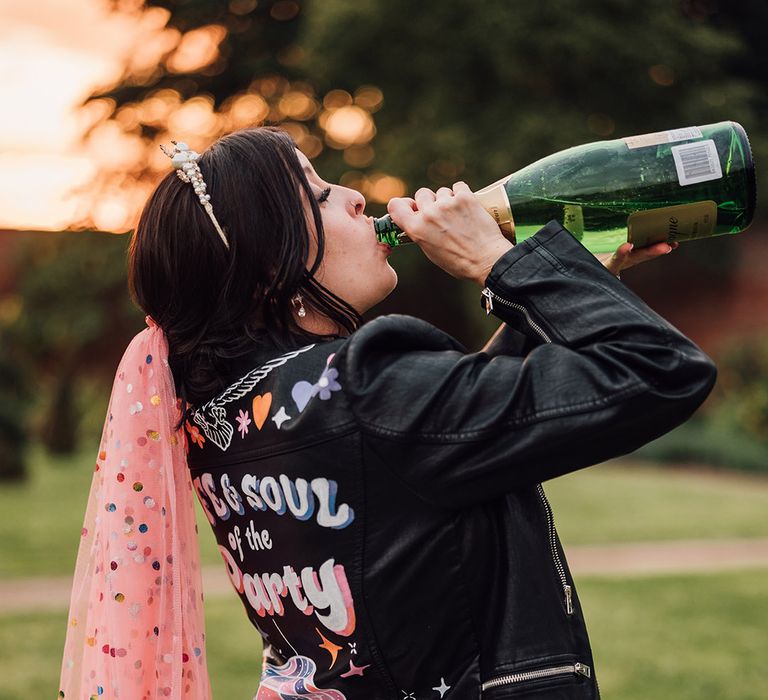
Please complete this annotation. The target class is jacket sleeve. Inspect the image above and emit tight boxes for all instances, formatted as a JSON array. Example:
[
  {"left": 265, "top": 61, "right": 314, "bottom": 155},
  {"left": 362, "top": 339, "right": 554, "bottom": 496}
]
[{"left": 336, "top": 220, "right": 717, "bottom": 508}]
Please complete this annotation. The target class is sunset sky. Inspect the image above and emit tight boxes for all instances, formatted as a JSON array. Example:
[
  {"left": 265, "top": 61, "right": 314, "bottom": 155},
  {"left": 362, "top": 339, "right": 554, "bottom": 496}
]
[{"left": 0, "top": 0, "right": 152, "bottom": 231}]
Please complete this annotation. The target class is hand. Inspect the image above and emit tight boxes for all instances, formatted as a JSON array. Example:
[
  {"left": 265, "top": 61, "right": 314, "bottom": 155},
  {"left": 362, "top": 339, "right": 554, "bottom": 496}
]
[
  {"left": 596, "top": 240, "right": 679, "bottom": 277},
  {"left": 387, "top": 183, "right": 513, "bottom": 286}
]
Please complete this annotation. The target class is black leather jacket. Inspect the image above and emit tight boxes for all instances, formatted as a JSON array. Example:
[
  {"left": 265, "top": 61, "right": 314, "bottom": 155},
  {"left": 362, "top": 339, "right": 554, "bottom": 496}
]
[{"left": 185, "top": 221, "right": 716, "bottom": 699}]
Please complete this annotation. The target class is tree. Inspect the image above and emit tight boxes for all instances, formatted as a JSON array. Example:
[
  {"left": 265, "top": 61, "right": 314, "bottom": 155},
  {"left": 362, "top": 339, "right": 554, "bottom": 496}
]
[
  {"left": 77, "top": 0, "right": 758, "bottom": 346},
  {"left": 6, "top": 231, "right": 142, "bottom": 455}
]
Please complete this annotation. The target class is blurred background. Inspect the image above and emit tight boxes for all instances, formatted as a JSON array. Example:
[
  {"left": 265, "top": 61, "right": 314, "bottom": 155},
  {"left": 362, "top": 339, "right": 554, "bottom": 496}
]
[{"left": 0, "top": 0, "right": 766, "bottom": 698}]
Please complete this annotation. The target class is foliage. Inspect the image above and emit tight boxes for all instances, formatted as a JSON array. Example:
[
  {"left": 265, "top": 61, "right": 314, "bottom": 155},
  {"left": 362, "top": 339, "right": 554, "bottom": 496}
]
[
  {"left": 633, "top": 333, "right": 768, "bottom": 473},
  {"left": 0, "top": 328, "right": 29, "bottom": 481},
  {"left": 5, "top": 232, "right": 142, "bottom": 455},
  {"left": 74, "top": 0, "right": 764, "bottom": 347}
]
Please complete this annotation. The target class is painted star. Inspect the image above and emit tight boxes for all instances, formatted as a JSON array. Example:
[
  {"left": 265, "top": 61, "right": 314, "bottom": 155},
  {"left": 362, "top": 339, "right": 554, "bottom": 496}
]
[
  {"left": 432, "top": 677, "right": 451, "bottom": 697},
  {"left": 316, "top": 628, "right": 342, "bottom": 669},
  {"left": 348, "top": 642, "right": 357, "bottom": 655},
  {"left": 402, "top": 693, "right": 416, "bottom": 700},
  {"left": 271, "top": 406, "right": 291, "bottom": 429},
  {"left": 340, "top": 660, "right": 370, "bottom": 678}
]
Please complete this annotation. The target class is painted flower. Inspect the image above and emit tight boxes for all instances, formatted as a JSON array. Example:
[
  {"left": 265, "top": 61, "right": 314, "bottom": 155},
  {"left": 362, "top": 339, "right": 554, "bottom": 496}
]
[
  {"left": 236, "top": 408, "right": 252, "bottom": 438},
  {"left": 184, "top": 420, "right": 205, "bottom": 448},
  {"left": 315, "top": 366, "right": 341, "bottom": 400}
]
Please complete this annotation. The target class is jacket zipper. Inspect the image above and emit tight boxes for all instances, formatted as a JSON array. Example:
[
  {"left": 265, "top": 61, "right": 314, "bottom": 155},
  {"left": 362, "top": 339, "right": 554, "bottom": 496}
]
[
  {"left": 482, "top": 662, "right": 591, "bottom": 692},
  {"left": 481, "top": 285, "right": 574, "bottom": 615},
  {"left": 480, "top": 287, "right": 552, "bottom": 343},
  {"left": 537, "top": 483, "right": 574, "bottom": 615}
]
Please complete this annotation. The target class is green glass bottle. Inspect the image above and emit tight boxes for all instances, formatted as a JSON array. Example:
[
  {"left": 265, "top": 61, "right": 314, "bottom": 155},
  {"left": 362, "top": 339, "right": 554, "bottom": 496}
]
[{"left": 373, "top": 121, "right": 756, "bottom": 253}]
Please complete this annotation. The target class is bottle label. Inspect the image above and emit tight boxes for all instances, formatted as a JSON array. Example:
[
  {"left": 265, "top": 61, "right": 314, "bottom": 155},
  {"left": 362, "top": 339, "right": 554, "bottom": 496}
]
[
  {"left": 562, "top": 203, "right": 584, "bottom": 240},
  {"left": 671, "top": 139, "right": 722, "bottom": 186},
  {"left": 623, "top": 126, "right": 703, "bottom": 150},
  {"left": 473, "top": 182, "right": 516, "bottom": 242},
  {"left": 627, "top": 201, "right": 718, "bottom": 247}
]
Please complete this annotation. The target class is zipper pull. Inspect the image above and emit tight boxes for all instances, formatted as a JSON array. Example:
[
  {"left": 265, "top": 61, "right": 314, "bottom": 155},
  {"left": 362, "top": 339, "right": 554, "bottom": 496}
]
[
  {"left": 574, "top": 662, "right": 591, "bottom": 678},
  {"left": 564, "top": 584, "right": 574, "bottom": 615},
  {"left": 481, "top": 287, "right": 494, "bottom": 315}
]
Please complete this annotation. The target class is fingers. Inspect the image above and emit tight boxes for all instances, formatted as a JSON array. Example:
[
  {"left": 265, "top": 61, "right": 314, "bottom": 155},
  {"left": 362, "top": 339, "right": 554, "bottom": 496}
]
[
  {"left": 414, "top": 187, "right": 437, "bottom": 210},
  {"left": 387, "top": 196, "right": 418, "bottom": 229},
  {"left": 612, "top": 239, "right": 680, "bottom": 273}
]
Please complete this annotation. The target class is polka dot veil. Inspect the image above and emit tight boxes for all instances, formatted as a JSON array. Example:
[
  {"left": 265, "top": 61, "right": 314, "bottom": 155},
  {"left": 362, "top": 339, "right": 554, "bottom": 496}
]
[{"left": 58, "top": 315, "right": 211, "bottom": 699}]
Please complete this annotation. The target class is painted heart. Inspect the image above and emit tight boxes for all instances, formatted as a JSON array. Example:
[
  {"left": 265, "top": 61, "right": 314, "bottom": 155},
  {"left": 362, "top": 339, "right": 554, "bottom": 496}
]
[
  {"left": 291, "top": 381, "right": 315, "bottom": 413},
  {"left": 252, "top": 392, "right": 272, "bottom": 430}
]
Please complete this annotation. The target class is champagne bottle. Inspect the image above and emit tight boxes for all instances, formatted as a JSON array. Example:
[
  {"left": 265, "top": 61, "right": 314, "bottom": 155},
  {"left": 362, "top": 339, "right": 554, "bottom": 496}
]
[{"left": 373, "top": 121, "right": 756, "bottom": 253}]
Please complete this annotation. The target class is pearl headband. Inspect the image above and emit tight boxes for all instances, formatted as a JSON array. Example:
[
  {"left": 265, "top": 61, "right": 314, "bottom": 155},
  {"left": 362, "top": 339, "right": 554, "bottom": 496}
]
[{"left": 160, "top": 140, "right": 230, "bottom": 250}]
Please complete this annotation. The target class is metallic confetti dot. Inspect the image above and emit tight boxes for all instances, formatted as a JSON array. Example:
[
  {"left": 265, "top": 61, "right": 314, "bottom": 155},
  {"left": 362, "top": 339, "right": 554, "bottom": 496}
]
[
  {"left": 99, "top": 451, "right": 107, "bottom": 460},
  {"left": 133, "top": 554, "right": 145, "bottom": 564},
  {"left": 152, "top": 560, "right": 161, "bottom": 570},
  {"left": 116, "top": 473, "right": 125, "bottom": 483},
  {"left": 147, "top": 429, "right": 160, "bottom": 441},
  {"left": 133, "top": 481, "right": 143, "bottom": 492},
  {"left": 153, "top": 626, "right": 159, "bottom": 636},
  {"left": 146, "top": 354, "right": 153, "bottom": 364},
  {"left": 139, "top": 523, "right": 148, "bottom": 533},
  {"left": 143, "top": 496, "right": 155, "bottom": 508},
  {"left": 106, "top": 503, "right": 116, "bottom": 512},
  {"left": 81, "top": 527, "right": 88, "bottom": 537},
  {"left": 137, "top": 437, "right": 147, "bottom": 447},
  {"left": 144, "top": 546, "right": 152, "bottom": 555},
  {"left": 102, "top": 644, "right": 110, "bottom": 654},
  {"left": 114, "top": 593, "right": 125, "bottom": 602},
  {"left": 126, "top": 383, "right": 133, "bottom": 393},
  {"left": 124, "top": 516, "right": 134, "bottom": 525},
  {"left": 110, "top": 561, "right": 118, "bottom": 570},
  {"left": 163, "top": 654, "right": 173, "bottom": 663},
  {"left": 127, "top": 541, "right": 137, "bottom": 551},
  {"left": 166, "top": 555, "right": 173, "bottom": 564},
  {"left": 116, "top": 648, "right": 127, "bottom": 657},
  {"left": 194, "top": 647, "right": 201, "bottom": 656},
  {"left": 150, "top": 395, "right": 161, "bottom": 406},
  {"left": 182, "top": 652, "right": 189, "bottom": 663},
  {"left": 86, "top": 636, "right": 95, "bottom": 646},
  {"left": 134, "top": 660, "right": 142, "bottom": 669}
]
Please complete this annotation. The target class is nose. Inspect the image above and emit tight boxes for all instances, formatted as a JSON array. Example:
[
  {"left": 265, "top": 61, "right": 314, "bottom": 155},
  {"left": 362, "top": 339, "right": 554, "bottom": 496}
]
[{"left": 346, "top": 187, "right": 366, "bottom": 217}]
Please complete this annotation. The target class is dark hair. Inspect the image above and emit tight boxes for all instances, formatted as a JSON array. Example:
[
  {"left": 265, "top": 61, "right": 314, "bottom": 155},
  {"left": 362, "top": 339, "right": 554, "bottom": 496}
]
[{"left": 128, "top": 127, "right": 363, "bottom": 430}]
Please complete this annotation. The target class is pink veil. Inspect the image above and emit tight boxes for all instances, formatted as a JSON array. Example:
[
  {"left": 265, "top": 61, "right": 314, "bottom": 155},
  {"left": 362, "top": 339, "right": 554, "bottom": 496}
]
[{"left": 58, "top": 315, "right": 212, "bottom": 699}]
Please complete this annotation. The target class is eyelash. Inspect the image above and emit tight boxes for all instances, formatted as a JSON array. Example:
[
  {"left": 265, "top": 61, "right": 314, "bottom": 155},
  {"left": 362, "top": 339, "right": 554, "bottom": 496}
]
[{"left": 317, "top": 187, "right": 331, "bottom": 204}]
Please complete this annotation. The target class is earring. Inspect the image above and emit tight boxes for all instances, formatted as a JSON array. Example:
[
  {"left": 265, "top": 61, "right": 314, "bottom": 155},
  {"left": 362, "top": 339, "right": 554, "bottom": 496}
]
[{"left": 292, "top": 292, "right": 306, "bottom": 318}]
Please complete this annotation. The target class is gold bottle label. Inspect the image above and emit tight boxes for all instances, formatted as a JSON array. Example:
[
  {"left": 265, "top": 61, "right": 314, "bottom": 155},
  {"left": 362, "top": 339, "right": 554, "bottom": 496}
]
[
  {"left": 473, "top": 180, "right": 516, "bottom": 242},
  {"left": 563, "top": 203, "right": 584, "bottom": 240},
  {"left": 627, "top": 200, "right": 718, "bottom": 247}
]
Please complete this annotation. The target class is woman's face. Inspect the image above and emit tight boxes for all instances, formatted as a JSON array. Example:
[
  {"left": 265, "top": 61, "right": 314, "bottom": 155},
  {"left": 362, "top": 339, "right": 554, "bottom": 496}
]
[{"left": 296, "top": 149, "right": 398, "bottom": 318}]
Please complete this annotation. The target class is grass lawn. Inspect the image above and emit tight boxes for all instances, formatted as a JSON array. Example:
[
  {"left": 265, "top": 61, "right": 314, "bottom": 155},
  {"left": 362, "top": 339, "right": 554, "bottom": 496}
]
[
  {"left": 2, "top": 446, "right": 767, "bottom": 579},
  {"left": 0, "top": 594, "right": 260, "bottom": 700},
  {"left": 1, "top": 569, "right": 765, "bottom": 700},
  {"left": 543, "top": 458, "right": 768, "bottom": 545}
]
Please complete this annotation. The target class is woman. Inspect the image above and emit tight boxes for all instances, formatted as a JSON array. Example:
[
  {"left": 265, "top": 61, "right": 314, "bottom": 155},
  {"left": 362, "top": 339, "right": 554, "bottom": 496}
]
[{"left": 59, "top": 126, "right": 716, "bottom": 700}]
